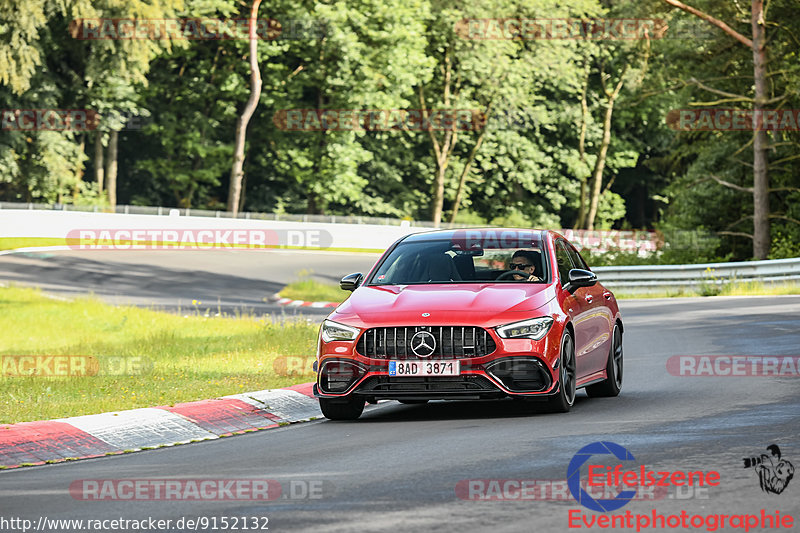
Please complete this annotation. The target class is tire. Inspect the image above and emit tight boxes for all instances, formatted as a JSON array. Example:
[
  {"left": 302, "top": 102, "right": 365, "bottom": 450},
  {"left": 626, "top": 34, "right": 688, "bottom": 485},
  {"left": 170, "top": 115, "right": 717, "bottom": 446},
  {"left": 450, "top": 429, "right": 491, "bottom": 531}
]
[
  {"left": 398, "top": 400, "right": 429, "bottom": 405},
  {"left": 547, "top": 330, "right": 576, "bottom": 413},
  {"left": 319, "top": 397, "right": 365, "bottom": 420},
  {"left": 586, "top": 323, "right": 623, "bottom": 398}
]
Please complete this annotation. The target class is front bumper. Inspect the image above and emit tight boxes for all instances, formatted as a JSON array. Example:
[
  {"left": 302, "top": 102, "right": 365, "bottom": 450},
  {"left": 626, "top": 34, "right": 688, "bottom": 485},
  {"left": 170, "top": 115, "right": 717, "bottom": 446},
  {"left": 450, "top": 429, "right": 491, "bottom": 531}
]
[{"left": 315, "top": 337, "right": 559, "bottom": 402}]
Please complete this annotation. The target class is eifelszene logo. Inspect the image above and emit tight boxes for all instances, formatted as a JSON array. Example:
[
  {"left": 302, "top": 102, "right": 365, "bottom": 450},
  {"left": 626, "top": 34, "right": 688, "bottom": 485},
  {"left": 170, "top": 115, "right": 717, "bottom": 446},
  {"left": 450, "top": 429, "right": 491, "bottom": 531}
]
[
  {"left": 743, "top": 445, "right": 794, "bottom": 495},
  {"left": 567, "top": 441, "right": 637, "bottom": 512},
  {"left": 567, "top": 441, "right": 721, "bottom": 512}
]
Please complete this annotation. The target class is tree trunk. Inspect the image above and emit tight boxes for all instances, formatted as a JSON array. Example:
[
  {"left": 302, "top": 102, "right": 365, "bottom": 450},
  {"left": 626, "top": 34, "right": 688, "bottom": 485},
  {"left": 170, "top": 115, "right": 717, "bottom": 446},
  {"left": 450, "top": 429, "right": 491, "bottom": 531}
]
[
  {"left": 586, "top": 94, "right": 619, "bottom": 230},
  {"left": 238, "top": 169, "right": 247, "bottom": 214},
  {"left": 449, "top": 129, "right": 486, "bottom": 223},
  {"left": 425, "top": 50, "right": 455, "bottom": 228},
  {"left": 74, "top": 135, "right": 85, "bottom": 200},
  {"left": 432, "top": 158, "right": 448, "bottom": 225},
  {"left": 105, "top": 130, "right": 118, "bottom": 208},
  {"left": 94, "top": 132, "right": 104, "bottom": 192},
  {"left": 575, "top": 180, "right": 588, "bottom": 229},
  {"left": 574, "top": 66, "right": 590, "bottom": 229},
  {"left": 227, "top": 0, "right": 263, "bottom": 216},
  {"left": 751, "top": 0, "right": 769, "bottom": 259},
  {"left": 663, "top": 0, "right": 770, "bottom": 258}
]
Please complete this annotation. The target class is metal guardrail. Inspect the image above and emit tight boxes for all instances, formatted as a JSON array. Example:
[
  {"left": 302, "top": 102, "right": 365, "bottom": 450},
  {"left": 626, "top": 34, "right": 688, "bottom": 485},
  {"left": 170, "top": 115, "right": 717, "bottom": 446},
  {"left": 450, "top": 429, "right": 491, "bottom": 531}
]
[
  {"left": 0, "top": 201, "right": 476, "bottom": 228},
  {"left": 0, "top": 202, "right": 661, "bottom": 254},
  {"left": 594, "top": 257, "right": 800, "bottom": 292}
]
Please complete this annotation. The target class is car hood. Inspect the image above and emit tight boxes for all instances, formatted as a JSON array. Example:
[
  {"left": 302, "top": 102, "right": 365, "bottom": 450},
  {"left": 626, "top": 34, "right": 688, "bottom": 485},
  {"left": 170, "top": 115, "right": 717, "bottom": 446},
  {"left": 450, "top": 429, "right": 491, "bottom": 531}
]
[{"left": 331, "top": 283, "right": 556, "bottom": 328}]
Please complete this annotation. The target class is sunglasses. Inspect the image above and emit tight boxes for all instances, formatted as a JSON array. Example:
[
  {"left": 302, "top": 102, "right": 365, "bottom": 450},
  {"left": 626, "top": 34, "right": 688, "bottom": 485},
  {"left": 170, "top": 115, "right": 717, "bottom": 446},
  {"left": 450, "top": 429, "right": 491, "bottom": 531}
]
[{"left": 510, "top": 263, "right": 533, "bottom": 270}]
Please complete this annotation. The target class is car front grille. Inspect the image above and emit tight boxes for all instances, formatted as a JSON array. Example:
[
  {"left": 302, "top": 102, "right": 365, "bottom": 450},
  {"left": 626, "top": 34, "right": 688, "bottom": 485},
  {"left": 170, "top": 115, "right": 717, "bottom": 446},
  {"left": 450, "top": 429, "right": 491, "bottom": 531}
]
[
  {"left": 356, "top": 326, "right": 496, "bottom": 359},
  {"left": 356, "top": 375, "right": 500, "bottom": 394}
]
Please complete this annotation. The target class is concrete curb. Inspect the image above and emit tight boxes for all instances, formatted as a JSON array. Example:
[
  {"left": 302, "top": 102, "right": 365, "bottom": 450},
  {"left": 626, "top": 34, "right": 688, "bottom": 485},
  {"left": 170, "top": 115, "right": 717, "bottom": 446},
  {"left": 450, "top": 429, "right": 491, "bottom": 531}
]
[
  {"left": 0, "top": 383, "right": 318, "bottom": 470},
  {"left": 275, "top": 297, "right": 339, "bottom": 308},
  {"left": 271, "top": 292, "right": 340, "bottom": 308}
]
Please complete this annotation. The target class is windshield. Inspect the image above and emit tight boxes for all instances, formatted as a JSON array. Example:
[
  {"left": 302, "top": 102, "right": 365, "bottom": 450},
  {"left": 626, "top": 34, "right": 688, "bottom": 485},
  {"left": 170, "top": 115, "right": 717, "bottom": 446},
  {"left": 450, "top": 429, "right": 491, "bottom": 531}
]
[{"left": 368, "top": 234, "right": 549, "bottom": 285}]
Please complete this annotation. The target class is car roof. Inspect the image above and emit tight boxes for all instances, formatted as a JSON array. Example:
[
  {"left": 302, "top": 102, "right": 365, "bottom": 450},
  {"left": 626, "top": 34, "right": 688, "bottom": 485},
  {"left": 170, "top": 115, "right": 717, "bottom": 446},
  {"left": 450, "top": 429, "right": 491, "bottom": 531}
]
[{"left": 401, "top": 228, "right": 550, "bottom": 243}]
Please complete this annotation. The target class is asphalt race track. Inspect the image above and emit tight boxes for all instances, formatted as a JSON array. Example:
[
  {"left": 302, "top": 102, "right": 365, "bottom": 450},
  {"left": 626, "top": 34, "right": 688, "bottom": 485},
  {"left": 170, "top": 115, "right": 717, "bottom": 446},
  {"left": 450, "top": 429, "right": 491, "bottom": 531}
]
[
  {"left": 0, "top": 250, "right": 380, "bottom": 317},
  {"left": 1, "top": 295, "right": 799, "bottom": 532}
]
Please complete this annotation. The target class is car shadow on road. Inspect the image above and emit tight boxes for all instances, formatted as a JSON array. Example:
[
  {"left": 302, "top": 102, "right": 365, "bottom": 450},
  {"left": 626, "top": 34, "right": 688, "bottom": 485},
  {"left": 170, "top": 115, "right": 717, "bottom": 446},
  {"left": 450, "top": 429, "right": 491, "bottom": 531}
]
[{"left": 354, "top": 395, "right": 593, "bottom": 422}]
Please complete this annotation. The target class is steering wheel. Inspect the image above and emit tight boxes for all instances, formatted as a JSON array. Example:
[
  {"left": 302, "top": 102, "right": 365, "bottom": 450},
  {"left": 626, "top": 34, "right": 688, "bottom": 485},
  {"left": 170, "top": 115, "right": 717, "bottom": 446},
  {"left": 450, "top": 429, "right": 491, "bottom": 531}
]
[{"left": 496, "top": 270, "right": 527, "bottom": 281}]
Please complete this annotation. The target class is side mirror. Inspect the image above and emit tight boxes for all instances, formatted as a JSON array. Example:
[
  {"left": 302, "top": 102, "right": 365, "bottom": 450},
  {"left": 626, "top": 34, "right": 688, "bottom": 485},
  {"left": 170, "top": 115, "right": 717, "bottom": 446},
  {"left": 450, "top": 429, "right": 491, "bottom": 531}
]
[
  {"left": 340, "top": 272, "right": 363, "bottom": 291},
  {"left": 565, "top": 268, "right": 597, "bottom": 292}
]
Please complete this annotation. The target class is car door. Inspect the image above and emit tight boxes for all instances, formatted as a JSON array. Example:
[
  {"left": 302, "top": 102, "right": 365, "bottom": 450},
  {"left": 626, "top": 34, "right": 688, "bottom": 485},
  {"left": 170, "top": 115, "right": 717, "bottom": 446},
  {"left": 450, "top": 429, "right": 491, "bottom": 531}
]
[
  {"left": 554, "top": 240, "right": 593, "bottom": 379},
  {"left": 566, "top": 242, "right": 613, "bottom": 376}
]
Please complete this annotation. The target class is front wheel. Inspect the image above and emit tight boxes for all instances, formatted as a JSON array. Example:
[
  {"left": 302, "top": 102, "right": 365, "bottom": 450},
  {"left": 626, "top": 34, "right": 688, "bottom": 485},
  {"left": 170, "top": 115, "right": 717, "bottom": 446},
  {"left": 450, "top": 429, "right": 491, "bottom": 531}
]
[
  {"left": 319, "top": 397, "right": 365, "bottom": 420},
  {"left": 547, "top": 330, "right": 576, "bottom": 413},
  {"left": 585, "top": 324, "right": 623, "bottom": 398}
]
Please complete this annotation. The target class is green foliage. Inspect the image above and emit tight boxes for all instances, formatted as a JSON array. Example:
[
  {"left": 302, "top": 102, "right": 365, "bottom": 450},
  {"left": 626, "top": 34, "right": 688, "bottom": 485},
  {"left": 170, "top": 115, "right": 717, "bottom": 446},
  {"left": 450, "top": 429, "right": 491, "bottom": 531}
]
[
  {"left": 594, "top": 191, "right": 626, "bottom": 230},
  {"left": 0, "top": 0, "right": 797, "bottom": 262},
  {"left": 769, "top": 227, "right": 800, "bottom": 260}
]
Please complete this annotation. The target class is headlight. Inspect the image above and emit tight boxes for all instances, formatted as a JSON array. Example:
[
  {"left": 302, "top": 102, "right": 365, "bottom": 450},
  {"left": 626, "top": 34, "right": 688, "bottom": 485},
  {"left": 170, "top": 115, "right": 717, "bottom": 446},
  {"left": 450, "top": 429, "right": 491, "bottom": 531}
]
[
  {"left": 495, "top": 317, "right": 553, "bottom": 340},
  {"left": 321, "top": 320, "right": 360, "bottom": 343}
]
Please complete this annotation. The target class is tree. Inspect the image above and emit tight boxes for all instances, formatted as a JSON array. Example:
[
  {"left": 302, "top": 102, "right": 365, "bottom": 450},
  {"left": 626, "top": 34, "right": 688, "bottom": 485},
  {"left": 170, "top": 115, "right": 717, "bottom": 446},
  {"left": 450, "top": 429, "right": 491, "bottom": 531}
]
[
  {"left": 662, "top": 0, "right": 772, "bottom": 259},
  {"left": 227, "top": 0, "right": 262, "bottom": 216},
  {"left": 421, "top": 0, "right": 604, "bottom": 227}
]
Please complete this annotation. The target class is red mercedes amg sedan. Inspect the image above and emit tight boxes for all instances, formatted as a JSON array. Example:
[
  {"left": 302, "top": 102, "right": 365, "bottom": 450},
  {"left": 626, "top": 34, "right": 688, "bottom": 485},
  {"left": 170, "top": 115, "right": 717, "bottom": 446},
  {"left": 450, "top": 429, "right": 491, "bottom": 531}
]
[{"left": 314, "top": 228, "right": 623, "bottom": 420}]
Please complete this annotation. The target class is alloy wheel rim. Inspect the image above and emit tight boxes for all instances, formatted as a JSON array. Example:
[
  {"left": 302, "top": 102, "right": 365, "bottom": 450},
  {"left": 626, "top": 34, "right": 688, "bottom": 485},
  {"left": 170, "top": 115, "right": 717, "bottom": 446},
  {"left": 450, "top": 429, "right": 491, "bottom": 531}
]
[
  {"left": 613, "top": 326, "right": 623, "bottom": 388},
  {"left": 562, "top": 335, "right": 576, "bottom": 404}
]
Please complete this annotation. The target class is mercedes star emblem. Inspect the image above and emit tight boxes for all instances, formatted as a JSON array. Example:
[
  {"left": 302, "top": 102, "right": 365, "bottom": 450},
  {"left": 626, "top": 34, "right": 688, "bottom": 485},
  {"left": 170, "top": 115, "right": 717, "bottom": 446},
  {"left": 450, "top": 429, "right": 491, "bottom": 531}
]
[{"left": 410, "top": 330, "right": 436, "bottom": 357}]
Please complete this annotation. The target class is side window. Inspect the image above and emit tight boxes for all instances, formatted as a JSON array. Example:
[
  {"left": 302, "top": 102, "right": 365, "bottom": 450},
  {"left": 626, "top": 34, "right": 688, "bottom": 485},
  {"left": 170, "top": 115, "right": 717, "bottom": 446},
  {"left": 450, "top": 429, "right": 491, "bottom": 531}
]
[
  {"left": 566, "top": 244, "right": 589, "bottom": 270},
  {"left": 554, "top": 241, "right": 574, "bottom": 286}
]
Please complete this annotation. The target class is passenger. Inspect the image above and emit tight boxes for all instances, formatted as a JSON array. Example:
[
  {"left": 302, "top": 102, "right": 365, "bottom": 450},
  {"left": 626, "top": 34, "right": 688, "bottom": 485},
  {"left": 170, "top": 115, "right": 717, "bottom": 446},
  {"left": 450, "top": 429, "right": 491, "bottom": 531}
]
[{"left": 508, "top": 250, "right": 542, "bottom": 281}]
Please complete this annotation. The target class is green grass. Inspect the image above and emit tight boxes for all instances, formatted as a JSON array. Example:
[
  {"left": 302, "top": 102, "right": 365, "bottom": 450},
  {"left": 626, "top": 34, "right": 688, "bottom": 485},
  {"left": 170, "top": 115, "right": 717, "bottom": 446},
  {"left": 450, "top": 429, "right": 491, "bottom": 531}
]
[
  {"left": 614, "top": 280, "right": 800, "bottom": 299},
  {"left": 0, "top": 286, "right": 319, "bottom": 424},
  {"left": 279, "top": 271, "right": 349, "bottom": 303},
  {"left": 0, "top": 237, "right": 68, "bottom": 251}
]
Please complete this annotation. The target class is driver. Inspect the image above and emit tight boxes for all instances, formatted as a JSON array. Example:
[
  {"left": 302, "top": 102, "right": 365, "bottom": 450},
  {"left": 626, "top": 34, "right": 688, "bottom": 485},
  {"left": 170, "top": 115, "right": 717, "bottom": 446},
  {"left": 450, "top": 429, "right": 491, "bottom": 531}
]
[{"left": 508, "top": 250, "right": 542, "bottom": 281}]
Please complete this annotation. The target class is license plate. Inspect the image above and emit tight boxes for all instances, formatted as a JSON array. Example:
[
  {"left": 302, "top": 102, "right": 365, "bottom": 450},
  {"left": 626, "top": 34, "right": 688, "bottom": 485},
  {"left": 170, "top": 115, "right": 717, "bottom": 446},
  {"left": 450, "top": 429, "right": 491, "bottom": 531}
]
[{"left": 388, "top": 360, "right": 460, "bottom": 376}]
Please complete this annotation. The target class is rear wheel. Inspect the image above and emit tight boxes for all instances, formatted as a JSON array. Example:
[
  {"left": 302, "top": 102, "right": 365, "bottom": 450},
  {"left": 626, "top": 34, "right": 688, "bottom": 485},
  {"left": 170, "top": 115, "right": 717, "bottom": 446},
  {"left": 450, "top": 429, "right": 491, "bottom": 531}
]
[
  {"left": 586, "top": 324, "right": 623, "bottom": 398},
  {"left": 319, "top": 397, "right": 365, "bottom": 420},
  {"left": 547, "top": 330, "right": 576, "bottom": 413}
]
